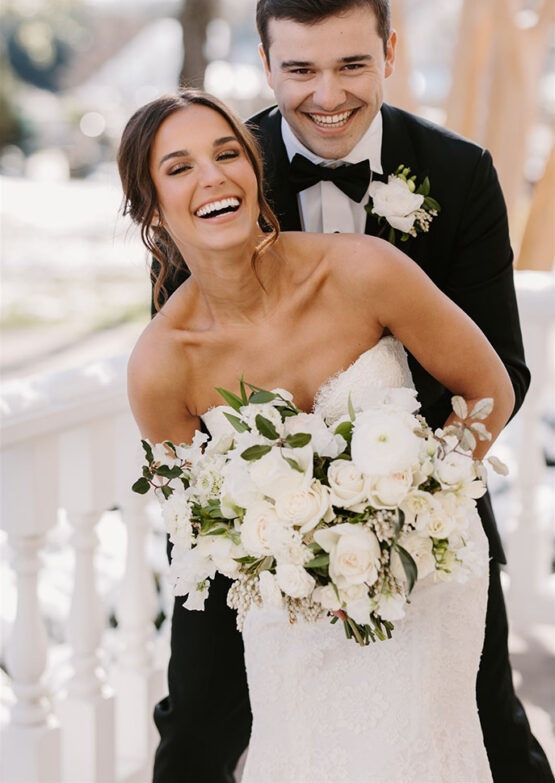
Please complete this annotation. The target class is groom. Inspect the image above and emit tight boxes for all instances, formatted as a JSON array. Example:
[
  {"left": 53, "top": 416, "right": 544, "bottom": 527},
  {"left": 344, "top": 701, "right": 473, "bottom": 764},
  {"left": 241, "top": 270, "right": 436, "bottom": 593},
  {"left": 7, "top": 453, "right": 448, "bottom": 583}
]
[{"left": 153, "top": 1, "right": 553, "bottom": 781}]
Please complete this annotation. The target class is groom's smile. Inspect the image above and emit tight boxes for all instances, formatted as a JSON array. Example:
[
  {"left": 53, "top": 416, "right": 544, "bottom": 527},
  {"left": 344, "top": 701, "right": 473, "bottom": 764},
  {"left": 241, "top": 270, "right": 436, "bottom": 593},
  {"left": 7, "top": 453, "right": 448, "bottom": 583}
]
[{"left": 259, "top": 6, "right": 396, "bottom": 160}]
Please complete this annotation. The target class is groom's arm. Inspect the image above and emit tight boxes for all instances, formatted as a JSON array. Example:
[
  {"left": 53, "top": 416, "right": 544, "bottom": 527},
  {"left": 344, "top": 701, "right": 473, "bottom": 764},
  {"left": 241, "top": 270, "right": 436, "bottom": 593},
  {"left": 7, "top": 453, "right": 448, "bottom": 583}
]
[{"left": 445, "top": 148, "right": 530, "bottom": 419}]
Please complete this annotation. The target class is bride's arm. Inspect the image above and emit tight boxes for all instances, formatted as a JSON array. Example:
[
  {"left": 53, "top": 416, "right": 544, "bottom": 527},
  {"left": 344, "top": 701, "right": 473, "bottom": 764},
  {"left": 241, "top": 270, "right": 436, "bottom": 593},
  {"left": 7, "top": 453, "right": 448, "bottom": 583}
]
[
  {"left": 345, "top": 237, "right": 515, "bottom": 458},
  {"left": 127, "top": 332, "right": 199, "bottom": 445}
]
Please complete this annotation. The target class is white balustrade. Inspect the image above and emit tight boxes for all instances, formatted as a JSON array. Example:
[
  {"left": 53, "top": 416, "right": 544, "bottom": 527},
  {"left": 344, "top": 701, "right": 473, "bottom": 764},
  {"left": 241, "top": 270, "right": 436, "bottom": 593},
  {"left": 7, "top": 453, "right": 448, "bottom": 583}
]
[{"left": 505, "top": 270, "right": 555, "bottom": 630}]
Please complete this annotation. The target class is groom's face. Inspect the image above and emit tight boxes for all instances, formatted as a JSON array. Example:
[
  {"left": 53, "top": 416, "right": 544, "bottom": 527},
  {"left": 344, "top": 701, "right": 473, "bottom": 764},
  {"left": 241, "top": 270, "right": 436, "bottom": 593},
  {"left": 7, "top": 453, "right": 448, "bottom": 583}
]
[{"left": 260, "top": 6, "right": 396, "bottom": 160}]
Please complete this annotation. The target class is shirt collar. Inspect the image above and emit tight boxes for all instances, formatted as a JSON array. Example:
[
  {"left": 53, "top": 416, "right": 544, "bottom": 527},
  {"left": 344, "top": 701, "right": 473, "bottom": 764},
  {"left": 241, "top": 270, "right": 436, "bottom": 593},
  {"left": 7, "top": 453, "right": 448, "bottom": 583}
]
[{"left": 281, "top": 110, "right": 383, "bottom": 174}]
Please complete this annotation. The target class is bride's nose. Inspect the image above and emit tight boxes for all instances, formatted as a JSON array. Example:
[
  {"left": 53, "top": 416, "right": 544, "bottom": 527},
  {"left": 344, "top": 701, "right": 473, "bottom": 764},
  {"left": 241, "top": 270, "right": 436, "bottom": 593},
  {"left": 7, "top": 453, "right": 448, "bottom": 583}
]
[{"left": 198, "top": 159, "right": 226, "bottom": 188}]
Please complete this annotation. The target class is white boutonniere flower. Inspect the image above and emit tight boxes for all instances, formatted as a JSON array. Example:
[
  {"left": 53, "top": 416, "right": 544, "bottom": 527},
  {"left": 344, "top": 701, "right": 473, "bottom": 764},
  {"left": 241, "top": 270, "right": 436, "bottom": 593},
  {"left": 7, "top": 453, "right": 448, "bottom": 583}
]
[{"left": 365, "top": 165, "right": 441, "bottom": 244}]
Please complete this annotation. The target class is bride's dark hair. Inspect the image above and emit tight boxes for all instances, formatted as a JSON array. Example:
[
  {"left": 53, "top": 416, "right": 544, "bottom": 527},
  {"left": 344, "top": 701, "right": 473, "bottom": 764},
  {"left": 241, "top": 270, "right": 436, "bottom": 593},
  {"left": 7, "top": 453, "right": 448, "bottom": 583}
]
[{"left": 118, "top": 89, "right": 280, "bottom": 310}]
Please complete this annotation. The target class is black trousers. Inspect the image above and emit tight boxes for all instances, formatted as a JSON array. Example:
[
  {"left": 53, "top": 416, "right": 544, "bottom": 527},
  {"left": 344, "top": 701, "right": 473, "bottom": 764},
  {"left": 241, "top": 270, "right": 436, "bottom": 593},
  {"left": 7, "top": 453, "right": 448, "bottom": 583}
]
[{"left": 153, "top": 562, "right": 553, "bottom": 783}]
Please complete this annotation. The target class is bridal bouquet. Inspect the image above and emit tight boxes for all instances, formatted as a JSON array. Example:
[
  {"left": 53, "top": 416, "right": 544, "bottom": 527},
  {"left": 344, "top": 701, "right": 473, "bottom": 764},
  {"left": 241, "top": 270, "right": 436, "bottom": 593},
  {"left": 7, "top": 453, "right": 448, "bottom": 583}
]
[{"left": 133, "top": 382, "right": 501, "bottom": 646}]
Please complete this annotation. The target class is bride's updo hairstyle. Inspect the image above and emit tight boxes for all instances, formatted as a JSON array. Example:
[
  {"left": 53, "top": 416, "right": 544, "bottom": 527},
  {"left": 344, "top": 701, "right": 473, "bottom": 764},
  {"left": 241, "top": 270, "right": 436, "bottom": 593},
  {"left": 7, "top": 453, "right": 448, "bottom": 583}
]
[{"left": 118, "top": 89, "right": 280, "bottom": 310}]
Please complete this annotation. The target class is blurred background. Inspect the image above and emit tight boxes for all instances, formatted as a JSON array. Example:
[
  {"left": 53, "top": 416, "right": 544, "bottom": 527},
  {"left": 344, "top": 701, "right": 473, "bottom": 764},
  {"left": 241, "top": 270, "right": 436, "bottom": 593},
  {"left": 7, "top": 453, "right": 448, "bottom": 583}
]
[{"left": 0, "top": 1, "right": 553, "bottom": 780}]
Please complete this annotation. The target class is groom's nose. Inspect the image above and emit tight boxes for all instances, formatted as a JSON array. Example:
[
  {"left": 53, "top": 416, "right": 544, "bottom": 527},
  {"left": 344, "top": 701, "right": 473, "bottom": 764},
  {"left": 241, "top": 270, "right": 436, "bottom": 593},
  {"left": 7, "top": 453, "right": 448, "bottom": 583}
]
[{"left": 312, "top": 72, "right": 347, "bottom": 112}]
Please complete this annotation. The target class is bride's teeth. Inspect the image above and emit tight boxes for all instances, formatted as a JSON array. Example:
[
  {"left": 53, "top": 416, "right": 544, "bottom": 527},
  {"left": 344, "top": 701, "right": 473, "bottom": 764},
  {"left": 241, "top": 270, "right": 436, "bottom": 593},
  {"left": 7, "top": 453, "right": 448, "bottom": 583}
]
[
  {"left": 195, "top": 197, "right": 240, "bottom": 217},
  {"left": 309, "top": 111, "right": 353, "bottom": 127}
]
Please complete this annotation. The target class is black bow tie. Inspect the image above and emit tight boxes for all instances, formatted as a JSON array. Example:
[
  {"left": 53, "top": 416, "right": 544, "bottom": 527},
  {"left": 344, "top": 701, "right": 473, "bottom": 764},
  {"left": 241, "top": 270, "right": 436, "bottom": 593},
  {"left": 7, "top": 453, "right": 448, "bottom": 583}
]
[{"left": 289, "top": 153, "right": 371, "bottom": 203}]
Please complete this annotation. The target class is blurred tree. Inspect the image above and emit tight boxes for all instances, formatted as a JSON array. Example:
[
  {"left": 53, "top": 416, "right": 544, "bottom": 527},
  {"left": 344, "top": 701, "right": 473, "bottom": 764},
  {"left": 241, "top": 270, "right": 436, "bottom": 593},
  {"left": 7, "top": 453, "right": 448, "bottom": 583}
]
[
  {"left": 516, "top": 145, "right": 555, "bottom": 271},
  {"left": 384, "top": 0, "right": 417, "bottom": 114},
  {"left": 178, "top": 0, "right": 219, "bottom": 88}
]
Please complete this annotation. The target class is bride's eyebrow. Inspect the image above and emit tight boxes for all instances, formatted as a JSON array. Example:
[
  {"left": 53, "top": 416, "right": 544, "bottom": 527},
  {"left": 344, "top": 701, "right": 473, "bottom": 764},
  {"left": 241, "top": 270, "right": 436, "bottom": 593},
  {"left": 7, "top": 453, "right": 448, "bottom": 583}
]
[{"left": 158, "top": 136, "right": 239, "bottom": 168}]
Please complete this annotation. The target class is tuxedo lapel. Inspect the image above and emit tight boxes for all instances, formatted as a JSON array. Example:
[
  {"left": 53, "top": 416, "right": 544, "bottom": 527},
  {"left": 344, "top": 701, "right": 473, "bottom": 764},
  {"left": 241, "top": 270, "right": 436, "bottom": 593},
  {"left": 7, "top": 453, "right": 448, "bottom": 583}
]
[{"left": 249, "top": 108, "right": 302, "bottom": 232}]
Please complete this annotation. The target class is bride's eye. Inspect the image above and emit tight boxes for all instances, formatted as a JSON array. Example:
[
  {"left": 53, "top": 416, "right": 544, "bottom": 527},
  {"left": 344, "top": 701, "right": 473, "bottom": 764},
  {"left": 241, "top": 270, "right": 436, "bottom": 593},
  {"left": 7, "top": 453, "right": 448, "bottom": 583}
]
[
  {"left": 167, "top": 162, "right": 191, "bottom": 176},
  {"left": 217, "top": 149, "right": 240, "bottom": 161}
]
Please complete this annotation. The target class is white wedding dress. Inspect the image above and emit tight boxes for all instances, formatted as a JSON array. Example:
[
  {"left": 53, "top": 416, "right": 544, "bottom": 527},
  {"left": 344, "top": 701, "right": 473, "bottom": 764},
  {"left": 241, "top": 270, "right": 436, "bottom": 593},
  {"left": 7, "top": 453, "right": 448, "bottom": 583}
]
[{"left": 203, "top": 337, "right": 492, "bottom": 783}]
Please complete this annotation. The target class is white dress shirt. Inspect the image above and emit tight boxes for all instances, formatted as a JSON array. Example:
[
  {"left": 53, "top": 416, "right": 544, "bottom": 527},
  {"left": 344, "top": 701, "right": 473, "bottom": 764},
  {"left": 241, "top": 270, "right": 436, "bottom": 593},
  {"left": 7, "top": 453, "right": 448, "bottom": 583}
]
[{"left": 281, "top": 112, "right": 384, "bottom": 234}]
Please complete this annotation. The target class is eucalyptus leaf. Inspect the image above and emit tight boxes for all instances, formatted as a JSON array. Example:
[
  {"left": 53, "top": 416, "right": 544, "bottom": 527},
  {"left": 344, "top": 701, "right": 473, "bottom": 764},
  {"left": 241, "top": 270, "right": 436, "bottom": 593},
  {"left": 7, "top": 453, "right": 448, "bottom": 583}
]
[
  {"left": 155, "top": 464, "right": 183, "bottom": 479},
  {"left": 132, "top": 477, "right": 150, "bottom": 495},
  {"left": 469, "top": 398, "right": 494, "bottom": 420},
  {"left": 284, "top": 432, "right": 312, "bottom": 448},
  {"left": 469, "top": 422, "right": 492, "bottom": 441},
  {"left": 215, "top": 387, "right": 243, "bottom": 412},
  {"left": 241, "top": 444, "right": 272, "bottom": 461},
  {"left": 223, "top": 412, "right": 251, "bottom": 433},
  {"left": 486, "top": 455, "right": 509, "bottom": 476},
  {"left": 160, "top": 485, "right": 173, "bottom": 500},
  {"left": 460, "top": 428, "right": 477, "bottom": 452},
  {"left": 255, "top": 414, "right": 280, "bottom": 440},
  {"left": 394, "top": 544, "right": 418, "bottom": 593}
]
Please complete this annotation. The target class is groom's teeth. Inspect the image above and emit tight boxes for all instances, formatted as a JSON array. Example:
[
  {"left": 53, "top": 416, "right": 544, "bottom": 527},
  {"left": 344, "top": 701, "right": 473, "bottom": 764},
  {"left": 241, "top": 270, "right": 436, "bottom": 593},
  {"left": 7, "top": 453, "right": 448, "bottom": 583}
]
[
  {"left": 308, "top": 110, "right": 354, "bottom": 128},
  {"left": 195, "top": 197, "right": 241, "bottom": 218}
]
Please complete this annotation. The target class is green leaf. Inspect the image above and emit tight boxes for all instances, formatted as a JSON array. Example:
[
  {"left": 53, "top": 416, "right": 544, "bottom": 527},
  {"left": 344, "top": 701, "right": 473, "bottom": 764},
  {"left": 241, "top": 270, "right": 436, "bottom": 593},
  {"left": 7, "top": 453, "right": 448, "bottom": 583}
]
[
  {"left": 388, "top": 227, "right": 396, "bottom": 245},
  {"left": 416, "top": 176, "right": 430, "bottom": 196},
  {"left": 255, "top": 414, "right": 280, "bottom": 440},
  {"left": 215, "top": 387, "right": 243, "bottom": 412},
  {"left": 244, "top": 381, "right": 266, "bottom": 393},
  {"left": 347, "top": 393, "right": 356, "bottom": 422},
  {"left": 277, "top": 406, "right": 297, "bottom": 420},
  {"left": 240, "top": 444, "right": 272, "bottom": 461},
  {"left": 305, "top": 554, "right": 330, "bottom": 569},
  {"left": 233, "top": 555, "right": 258, "bottom": 564},
  {"left": 160, "top": 485, "right": 173, "bottom": 500},
  {"left": 423, "top": 196, "right": 441, "bottom": 212},
  {"left": 132, "top": 477, "right": 151, "bottom": 495},
  {"left": 281, "top": 455, "right": 304, "bottom": 473},
  {"left": 249, "top": 390, "right": 277, "bottom": 404},
  {"left": 394, "top": 544, "right": 418, "bottom": 593},
  {"left": 334, "top": 420, "right": 353, "bottom": 440},
  {"left": 155, "top": 464, "right": 183, "bottom": 479},
  {"left": 142, "top": 466, "right": 153, "bottom": 479},
  {"left": 239, "top": 374, "right": 248, "bottom": 405},
  {"left": 141, "top": 439, "right": 154, "bottom": 463},
  {"left": 284, "top": 432, "right": 312, "bottom": 448},
  {"left": 400, "top": 233, "right": 409, "bottom": 242},
  {"left": 223, "top": 412, "right": 251, "bottom": 433}
]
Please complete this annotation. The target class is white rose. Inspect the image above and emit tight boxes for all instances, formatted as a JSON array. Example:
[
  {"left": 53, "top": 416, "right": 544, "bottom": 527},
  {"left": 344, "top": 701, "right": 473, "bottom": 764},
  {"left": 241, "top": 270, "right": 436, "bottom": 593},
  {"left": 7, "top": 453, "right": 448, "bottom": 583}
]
[
  {"left": 258, "top": 570, "right": 283, "bottom": 608},
  {"left": 327, "top": 460, "right": 371, "bottom": 511},
  {"left": 284, "top": 412, "right": 346, "bottom": 458},
  {"left": 351, "top": 410, "right": 422, "bottom": 476},
  {"left": 369, "top": 470, "right": 412, "bottom": 508},
  {"left": 315, "top": 524, "right": 381, "bottom": 589},
  {"left": 269, "top": 526, "right": 312, "bottom": 566},
  {"left": 400, "top": 490, "right": 440, "bottom": 527},
  {"left": 240, "top": 501, "right": 280, "bottom": 556},
  {"left": 161, "top": 494, "right": 193, "bottom": 549},
  {"left": 249, "top": 445, "right": 312, "bottom": 500},
  {"left": 435, "top": 451, "right": 475, "bottom": 489},
  {"left": 391, "top": 532, "right": 435, "bottom": 582},
  {"left": 313, "top": 583, "right": 341, "bottom": 611},
  {"left": 368, "top": 176, "right": 424, "bottom": 233},
  {"left": 376, "top": 589, "right": 406, "bottom": 621},
  {"left": 412, "top": 492, "right": 457, "bottom": 539},
  {"left": 275, "top": 479, "right": 334, "bottom": 533},
  {"left": 275, "top": 563, "right": 315, "bottom": 598}
]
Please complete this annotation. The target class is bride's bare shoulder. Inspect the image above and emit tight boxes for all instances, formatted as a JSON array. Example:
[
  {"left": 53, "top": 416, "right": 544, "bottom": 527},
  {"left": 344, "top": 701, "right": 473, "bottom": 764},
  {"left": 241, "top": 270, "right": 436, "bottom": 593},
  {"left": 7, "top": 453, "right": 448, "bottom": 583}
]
[{"left": 324, "top": 233, "right": 419, "bottom": 292}]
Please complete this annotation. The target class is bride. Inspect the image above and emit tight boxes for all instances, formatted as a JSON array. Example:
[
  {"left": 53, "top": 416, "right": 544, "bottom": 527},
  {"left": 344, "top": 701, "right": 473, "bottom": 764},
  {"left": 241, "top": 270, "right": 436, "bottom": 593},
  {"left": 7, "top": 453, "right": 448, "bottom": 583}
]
[{"left": 119, "top": 90, "right": 514, "bottom": 782}]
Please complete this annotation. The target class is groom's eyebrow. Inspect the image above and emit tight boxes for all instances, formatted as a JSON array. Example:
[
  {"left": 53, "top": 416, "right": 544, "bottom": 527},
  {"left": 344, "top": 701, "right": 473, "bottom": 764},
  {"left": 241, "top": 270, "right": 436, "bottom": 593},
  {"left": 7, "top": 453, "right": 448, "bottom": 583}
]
[
  {"left": 280, "top": 54, "right": 372, "bottom": 69},
  {"left": 158, "top": 136, "right": 238, "bottom": 167}
]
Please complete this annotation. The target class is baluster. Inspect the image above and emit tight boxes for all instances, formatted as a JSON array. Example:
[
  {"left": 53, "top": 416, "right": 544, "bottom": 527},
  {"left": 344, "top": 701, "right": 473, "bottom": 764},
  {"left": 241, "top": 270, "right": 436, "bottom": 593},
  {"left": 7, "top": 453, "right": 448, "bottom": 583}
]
[
  {"left": 112, "top": 413, "right": 165, "bottom": 777},
  {"left": 0, "top": 438, "right": 61, "bottom": 783},
  {"left": 506, "top": 272, "right": 555, "bottom": 629},
  {"left": 57, "top": 419, "right": 116, "bottom": 783}
]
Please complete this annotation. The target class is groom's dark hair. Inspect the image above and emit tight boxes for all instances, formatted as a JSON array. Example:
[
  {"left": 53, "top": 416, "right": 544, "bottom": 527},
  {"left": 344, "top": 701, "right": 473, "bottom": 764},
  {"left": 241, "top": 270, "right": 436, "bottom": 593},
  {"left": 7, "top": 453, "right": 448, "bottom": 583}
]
[{"left": 256, "top": 0, "right": 391, "bottom": 60}]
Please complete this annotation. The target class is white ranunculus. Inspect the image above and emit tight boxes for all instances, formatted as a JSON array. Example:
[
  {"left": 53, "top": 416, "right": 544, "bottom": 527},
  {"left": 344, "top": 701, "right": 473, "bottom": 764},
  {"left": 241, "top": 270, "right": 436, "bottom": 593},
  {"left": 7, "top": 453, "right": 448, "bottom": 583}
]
[
  {"left": 161, "top": 494, "right": 193, "bottom": 549},
  {"left": 249, "top": 445, "right": 312, "bottom": 500},
  {"left": 391, "top": 532, "right": 435, "bottom": 582},
  {"left": 315, "top": 524, "right": 381, "bottom": 589},
  {"left": 400, "top": 490, "right": 440, "bottom": 527},
  {"left": 376, "top": 589, "right": 406, "bottom": 621},
  {"left": 240, "top": 501, "right": 280, "bottom": 556},
  {"left": 313, "top": 583, "right": 341, "bottom": 611},
  {"left": 435, "top": 451, "right": 475, "bottom": 489},
  {"left": 258, "top": 570, "right": 284, "bottom": 608},
  {"left": 351, "top": 410, "right": 422, "bottom": 476},
  {"left": 369, "top": 470, "right": 412, "bottom": 508},
  {"left": 412, "top": 492, "right": 457, "bottom": 539},
  {"left": 327, "top": 460, "right": 371, "bottom": 511},
  {"left": 275, "top": 563, "right": 315, "bottom": 598},
  {"left": 368, "top": 176, "right": 424, "bottom": 233},
  {"left": 274, "top": 479, "right": 334, "bottom": 533},
  {"left": 284, "top": 412, "right": 346, "bottom": 458}
]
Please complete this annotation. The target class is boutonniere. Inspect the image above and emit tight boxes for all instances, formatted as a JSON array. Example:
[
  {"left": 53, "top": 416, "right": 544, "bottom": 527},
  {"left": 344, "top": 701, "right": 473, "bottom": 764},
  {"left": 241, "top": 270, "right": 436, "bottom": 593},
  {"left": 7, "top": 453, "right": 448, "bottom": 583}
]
[{"left": 365, "top": 165, "right": 441, "bottom": 245}]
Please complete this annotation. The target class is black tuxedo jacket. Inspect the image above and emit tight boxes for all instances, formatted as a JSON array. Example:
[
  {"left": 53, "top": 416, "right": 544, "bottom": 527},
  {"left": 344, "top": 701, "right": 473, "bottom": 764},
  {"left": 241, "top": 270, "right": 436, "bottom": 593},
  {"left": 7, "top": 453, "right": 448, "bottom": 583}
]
[{"left": 161, "top": 103, "right": 530, "bottom": 565}]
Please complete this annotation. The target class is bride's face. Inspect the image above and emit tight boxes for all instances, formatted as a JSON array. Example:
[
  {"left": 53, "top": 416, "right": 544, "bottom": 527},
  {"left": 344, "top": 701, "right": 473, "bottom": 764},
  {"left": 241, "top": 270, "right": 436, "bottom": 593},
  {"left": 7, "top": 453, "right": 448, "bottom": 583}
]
[{"left": 150, "top": 104, "right": 260, "bottom": 257}]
